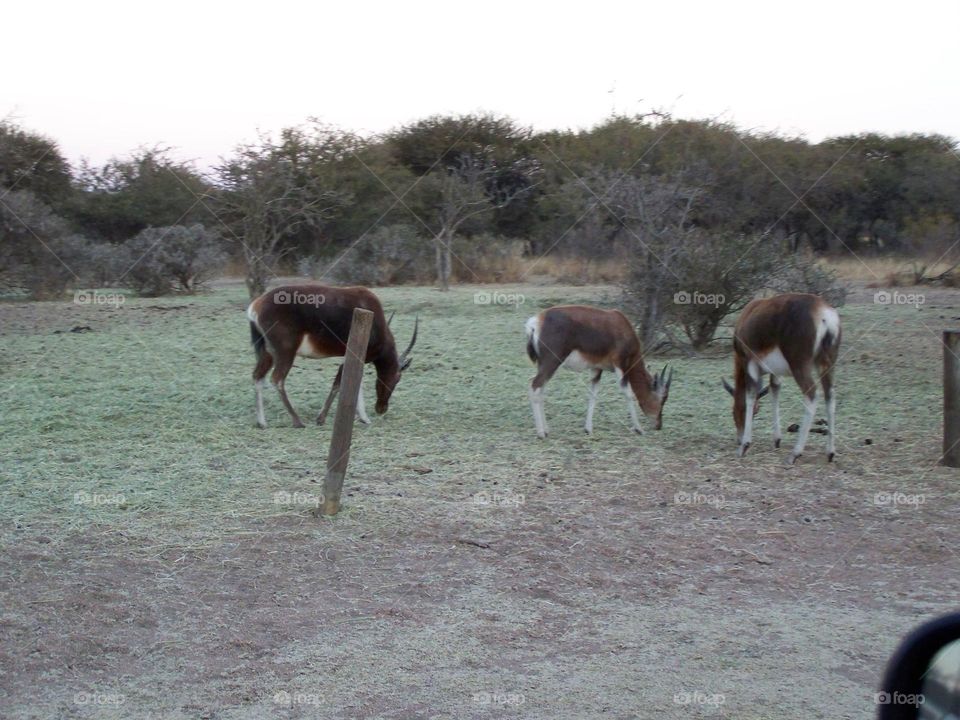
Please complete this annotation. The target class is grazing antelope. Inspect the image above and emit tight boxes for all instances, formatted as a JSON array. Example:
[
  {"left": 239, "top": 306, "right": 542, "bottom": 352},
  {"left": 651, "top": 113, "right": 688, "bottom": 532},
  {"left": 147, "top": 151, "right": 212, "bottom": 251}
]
[
  {"left": 246, "top": 284, "right": 418, "bottom": 428},
  {"left": 722, "top": 293, "right": 840, "bottom": 463},
  {"left": 525, "top": 305, "right": 672, "bottom": 438}
]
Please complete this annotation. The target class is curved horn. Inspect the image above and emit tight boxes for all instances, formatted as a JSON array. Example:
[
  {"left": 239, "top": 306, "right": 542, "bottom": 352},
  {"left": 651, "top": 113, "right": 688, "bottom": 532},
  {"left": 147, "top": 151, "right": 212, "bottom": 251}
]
[
  {"left": 721, "top": 378, "right": 735, "bottom": 396},
  {"left": 665, "top": 366, "right": 674, "bottom": 392},
  {"left": 398, "top": 316, "right": 419, "bottom": 366},
  {"left": 386, "top": 311, "right": 395, "bottom": 327}
]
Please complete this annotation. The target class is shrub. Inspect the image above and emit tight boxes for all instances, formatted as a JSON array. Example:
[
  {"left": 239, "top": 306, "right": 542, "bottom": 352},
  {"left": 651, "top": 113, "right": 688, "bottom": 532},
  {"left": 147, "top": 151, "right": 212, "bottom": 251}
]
[
  {"left": 0, "top": 190, "right": 79, "bottom": 299},
  {"left": 626, "top": 230, "right": 847, "bottom": 351},
  {"left": 121, "top": 224, "right": 225, "bottom": 296},
  {"left": 302, "top": 224, "right": 432, "bottom": 286}
]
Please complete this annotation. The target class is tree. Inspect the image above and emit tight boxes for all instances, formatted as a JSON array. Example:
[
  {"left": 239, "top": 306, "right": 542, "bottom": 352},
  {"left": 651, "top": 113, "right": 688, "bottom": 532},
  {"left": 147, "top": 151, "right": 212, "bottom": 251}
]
[
  {"left": 69, "top": 147, "right": 211, "bottom": 242},
  {"left": 212, "top": 128, "right": 352, "bottom": 298},
  {"left": 415, "top": 154, "right": 537, "bottom": 290},
  {"left": 600, "top": 168, "right": 706, "bottom": 347},
  {"left": 0, "top": 120, "right": 73, "bottom": 207}
]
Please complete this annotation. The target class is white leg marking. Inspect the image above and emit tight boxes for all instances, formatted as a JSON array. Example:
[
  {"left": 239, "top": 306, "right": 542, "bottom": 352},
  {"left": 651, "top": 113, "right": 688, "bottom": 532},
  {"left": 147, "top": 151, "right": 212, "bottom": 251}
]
[
  {"left": 529, "top": 386, "right": 547, "bottom": 439},
  {"left": 771, "top": 381, "right": 781, "bottom": 448},
  {"left": 789, "top": 395, "right": 818, "bottom": 463},
  {"left": 255, "top": 379, "right": 266, "bottom": 428},
  {"left": 826, "top": 394, "right": 836, "bottom": 459},
  {"left": 738, "top": 386, "right": 756, "bottom": 457},
  {"left": 355, "top": 377, "right": 371, "bottom": 424},
  {"left": 585, "top": 379, "right": 600, "bottom": 434},
  {"left": 615, "top": 368, "right": 642, "bottom": 434}
]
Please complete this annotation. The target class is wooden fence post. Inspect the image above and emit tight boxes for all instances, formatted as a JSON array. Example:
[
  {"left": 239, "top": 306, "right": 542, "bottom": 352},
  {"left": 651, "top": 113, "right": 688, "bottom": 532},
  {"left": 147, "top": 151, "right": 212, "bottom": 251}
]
[
  {"left": 943, "top": 331, "right": 960, "bottom": 467},
  {"left": 320, "top": 308, "right": 374, "bottom": 515}
]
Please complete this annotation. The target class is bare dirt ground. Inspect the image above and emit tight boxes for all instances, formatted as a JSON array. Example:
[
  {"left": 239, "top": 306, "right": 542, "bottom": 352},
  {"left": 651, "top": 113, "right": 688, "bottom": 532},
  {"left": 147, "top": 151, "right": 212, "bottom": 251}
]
[{"left": 1, "top": 281, "right": 958, "bottom": 719}]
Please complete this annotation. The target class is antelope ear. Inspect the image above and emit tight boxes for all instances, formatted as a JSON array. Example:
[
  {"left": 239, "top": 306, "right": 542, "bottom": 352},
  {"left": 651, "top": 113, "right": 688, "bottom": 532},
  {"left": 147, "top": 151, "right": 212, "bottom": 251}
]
[
  {"left": 757, "top": 385, "right": 770, "bottom": 399},
  {"left": 721, "top": 378, "right": 735, "bottom": 396}
]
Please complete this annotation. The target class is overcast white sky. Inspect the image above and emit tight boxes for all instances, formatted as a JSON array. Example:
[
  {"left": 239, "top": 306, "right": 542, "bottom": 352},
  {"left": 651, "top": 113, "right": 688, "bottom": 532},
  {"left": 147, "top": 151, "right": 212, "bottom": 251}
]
[{"left": 4, "top": 0, "right": 958, "bottom": 169}]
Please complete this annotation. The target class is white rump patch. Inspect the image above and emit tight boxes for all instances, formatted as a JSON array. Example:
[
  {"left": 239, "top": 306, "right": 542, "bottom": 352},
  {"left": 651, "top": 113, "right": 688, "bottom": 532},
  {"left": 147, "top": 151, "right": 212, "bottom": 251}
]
[
  {"left": 525, "top": 315, "right": 540, "bottom": 354},
  {"left": 246, "top": 302, "right": 259, "bottom": 326},
  {"left": 816, "top": 306, "right": 840, "bottom": 353}
]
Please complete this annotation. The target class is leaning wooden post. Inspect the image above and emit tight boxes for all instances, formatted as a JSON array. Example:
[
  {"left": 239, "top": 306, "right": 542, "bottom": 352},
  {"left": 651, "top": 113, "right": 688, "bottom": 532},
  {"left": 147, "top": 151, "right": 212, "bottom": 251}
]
[
  {"left": 320, "top": 308, "right": 374, "bottom": 515},
  {"left": 944, "top": 331, "right": 960, "bottom": 467}
]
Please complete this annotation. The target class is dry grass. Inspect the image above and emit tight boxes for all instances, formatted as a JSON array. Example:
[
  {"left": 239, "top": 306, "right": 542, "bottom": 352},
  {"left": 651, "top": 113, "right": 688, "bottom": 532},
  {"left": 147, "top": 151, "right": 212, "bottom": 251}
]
[
  {"left": 821, "top": 254, "right": 958, "bottom": 286},
  {"left": 1, "top": 283, "right": 959, "bottom": 719},
  {"left": 241, "top": 250, "right": 942, "bottom": 289}
]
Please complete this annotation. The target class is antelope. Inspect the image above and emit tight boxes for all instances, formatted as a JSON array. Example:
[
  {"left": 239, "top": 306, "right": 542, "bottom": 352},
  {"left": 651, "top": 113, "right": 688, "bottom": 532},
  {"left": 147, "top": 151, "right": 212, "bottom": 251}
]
[
  {"left": 525, "top": 305, "right": 672, "bottom": 438},
  {"left": 246, "top": 284, "right": 418, "bottom": 428},
  {"left": 722, "top": 293, "right": 841, "bottom": 463}
]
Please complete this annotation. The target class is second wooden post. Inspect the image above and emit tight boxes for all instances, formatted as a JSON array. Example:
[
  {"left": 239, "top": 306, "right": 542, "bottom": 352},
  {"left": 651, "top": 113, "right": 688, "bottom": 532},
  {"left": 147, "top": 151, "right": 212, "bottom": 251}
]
[{"left": 944, "top": 330, "right": 960, "bottom": 467}]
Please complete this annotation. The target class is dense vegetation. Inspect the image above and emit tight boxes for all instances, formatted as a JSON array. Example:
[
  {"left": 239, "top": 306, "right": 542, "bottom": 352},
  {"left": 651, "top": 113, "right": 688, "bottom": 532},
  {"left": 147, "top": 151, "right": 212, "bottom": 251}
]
[{"left": 1, "top": 113, "right": 957, "bottom": 345}]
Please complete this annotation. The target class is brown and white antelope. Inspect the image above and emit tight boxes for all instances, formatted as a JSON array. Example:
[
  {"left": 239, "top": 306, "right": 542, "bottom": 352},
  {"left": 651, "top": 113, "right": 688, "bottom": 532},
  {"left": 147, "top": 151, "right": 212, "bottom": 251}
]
[
  {"left": 525, "top": 305, "right": 672, "bottom": 438},
  {"left": 246, "top": 284, "right": 418, "bottom": 428},
  {"left": 722, "top": 293, "right": 841, "bottom": 463}
]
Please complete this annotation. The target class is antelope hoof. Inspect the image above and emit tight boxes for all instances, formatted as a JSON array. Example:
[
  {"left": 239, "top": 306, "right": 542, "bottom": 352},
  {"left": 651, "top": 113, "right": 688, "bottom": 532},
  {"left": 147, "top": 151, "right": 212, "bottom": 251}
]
[
  {"left": 632, "top": 427, "right": 643, "bottom": 435},
  {"left": 584, "top": 427, "right": 592, "bottom": 435},
  {"left": 774, "top": 438, "right": 781, "bottom": 448},
  {"left": 316, "top": 415, "right": 326, "bottom": 426},
  {"left": 827, "top": 452, "right": 835, "bottom": 463},
  {"left": 536, "top": 431, "right": 547, "bottom": 440},
  {"left": 787, "top": 452, "right": 801, "bottom": 465},
  {"left": 292, "top": 419, "right": 306, "bottom": 429},
  {"left": 737, "top": 442, "right": 750, "bottom": 458},
  {"left": 357, "top": 416, "right": 371, "bottom": 425},
  {"left": 256, "top": 421, "right": 267, "bottom": 430}
]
